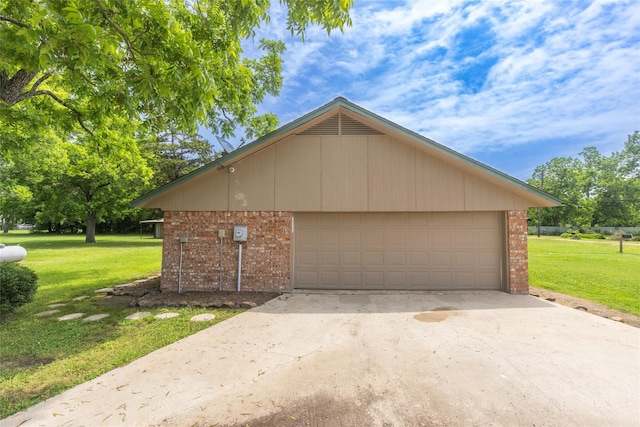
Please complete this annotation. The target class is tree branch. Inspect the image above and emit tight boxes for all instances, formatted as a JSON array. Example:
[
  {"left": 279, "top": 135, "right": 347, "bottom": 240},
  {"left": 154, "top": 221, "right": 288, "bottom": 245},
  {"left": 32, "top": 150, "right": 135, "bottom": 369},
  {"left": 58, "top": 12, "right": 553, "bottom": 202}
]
[
  {"left": 93, "top": 0, "right": 139, "bottom": 59},
  {"left": 78, "top": 72, "right": 98, "bottom": 89},
  {"left": 32, "top": 89, "right": 95, "bottom": 136},
  {"left": 0, "top": 15, "right": 30, "bottom": 29},
  {"left": 28, "top": 71, "right": 53, "bottom": 93}
]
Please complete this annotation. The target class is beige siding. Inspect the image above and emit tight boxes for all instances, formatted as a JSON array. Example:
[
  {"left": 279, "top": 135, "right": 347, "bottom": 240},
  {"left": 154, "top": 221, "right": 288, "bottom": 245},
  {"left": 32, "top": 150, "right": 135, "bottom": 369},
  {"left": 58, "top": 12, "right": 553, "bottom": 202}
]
[
  {"left": 274, "top": 136, "right": 322, "bottom": 211},
  {"left": 368, "top": 135, "right": 416, "bottom": 211},
  {"left": 229, "top": 145, "right": 275, "bottom": 211},
  {"left": 148, "top": 171, "right": 229, "bottom": 211},
  {"left": 321, "top": 136, "right": 369, "bottom": 211},
  {"left": 415, "top": 150, "right": 466, "bottom": 211},
  {"left": 146, "top": 134, "right": 537, "bottom": 212}
]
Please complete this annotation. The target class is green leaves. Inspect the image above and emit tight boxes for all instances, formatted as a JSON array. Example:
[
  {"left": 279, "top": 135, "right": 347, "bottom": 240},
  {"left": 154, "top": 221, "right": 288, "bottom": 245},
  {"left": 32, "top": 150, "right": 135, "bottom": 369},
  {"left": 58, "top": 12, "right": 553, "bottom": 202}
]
[{"left": 1, "top": 0, "right": 352, "bottom": 139}]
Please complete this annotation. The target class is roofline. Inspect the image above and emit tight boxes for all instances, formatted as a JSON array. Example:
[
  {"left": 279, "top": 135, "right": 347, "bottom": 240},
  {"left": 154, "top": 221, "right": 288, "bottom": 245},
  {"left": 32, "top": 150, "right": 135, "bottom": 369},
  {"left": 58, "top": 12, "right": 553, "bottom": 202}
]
[{"left": 132, "top": 97, "right": 562, "bottom": 207}]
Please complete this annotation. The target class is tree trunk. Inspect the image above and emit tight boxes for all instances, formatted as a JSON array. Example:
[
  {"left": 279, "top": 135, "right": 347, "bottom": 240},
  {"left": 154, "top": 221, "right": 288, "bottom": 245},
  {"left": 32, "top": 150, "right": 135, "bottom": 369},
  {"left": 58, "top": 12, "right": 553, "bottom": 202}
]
[
  {"left": 0, "top": 70, "right": 39, "bottom": 106},
  {"left": 2, "top": 220, "right": 9, "bottom": 233},
  {"left": 85, "top": 211, "right": 97, "bottom": 244}
]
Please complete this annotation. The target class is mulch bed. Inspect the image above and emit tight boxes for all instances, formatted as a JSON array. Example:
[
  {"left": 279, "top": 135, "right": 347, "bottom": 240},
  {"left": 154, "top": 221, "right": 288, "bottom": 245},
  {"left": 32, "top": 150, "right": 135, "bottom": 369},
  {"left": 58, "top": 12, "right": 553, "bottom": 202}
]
[{"left": 100, "top": 276, "right": 281, "bottom": 309}]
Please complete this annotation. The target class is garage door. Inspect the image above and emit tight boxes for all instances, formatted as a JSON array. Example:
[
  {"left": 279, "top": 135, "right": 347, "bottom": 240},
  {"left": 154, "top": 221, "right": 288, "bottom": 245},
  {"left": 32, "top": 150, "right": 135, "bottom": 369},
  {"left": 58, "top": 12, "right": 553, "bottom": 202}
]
[{"left": 294, "top": 212, "right": 503, "bottom": 291}]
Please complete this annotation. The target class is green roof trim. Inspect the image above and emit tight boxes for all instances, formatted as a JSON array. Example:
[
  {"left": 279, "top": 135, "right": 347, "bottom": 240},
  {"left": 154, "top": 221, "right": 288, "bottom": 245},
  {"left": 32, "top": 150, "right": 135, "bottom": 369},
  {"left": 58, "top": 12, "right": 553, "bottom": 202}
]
[{"left": 132, "top": 97, "right": 562, "bottom": 207}]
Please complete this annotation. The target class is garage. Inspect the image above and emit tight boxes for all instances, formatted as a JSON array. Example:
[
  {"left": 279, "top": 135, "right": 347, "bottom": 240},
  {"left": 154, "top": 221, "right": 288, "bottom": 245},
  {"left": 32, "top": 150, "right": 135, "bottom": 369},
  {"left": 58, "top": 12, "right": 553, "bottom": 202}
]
[
  {"left": 133, "top": 97, "right": 561, "bottom": 294},
  {"left": 294, "top": 212, "right": 503, "bottom": 291}
]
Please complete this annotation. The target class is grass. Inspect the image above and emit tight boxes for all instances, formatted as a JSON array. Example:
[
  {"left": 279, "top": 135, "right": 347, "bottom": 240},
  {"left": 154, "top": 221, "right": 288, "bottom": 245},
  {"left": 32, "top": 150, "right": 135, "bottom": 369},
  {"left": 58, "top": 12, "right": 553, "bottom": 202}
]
[
  {"left": 528, "top": 236, "right": 640, "bottom": 316},
  {"left": 0, "top": 232, "right": 243, "bottom": 419}
]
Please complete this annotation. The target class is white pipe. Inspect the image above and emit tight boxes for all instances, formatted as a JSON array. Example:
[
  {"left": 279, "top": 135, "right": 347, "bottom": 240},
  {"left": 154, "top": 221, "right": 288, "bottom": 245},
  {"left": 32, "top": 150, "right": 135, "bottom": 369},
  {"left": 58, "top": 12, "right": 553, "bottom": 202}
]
[
  {"left": 178, "top": 241, "right": 184, "bottom": 294},
  {"left": 237, "top": 242, "right": 242, "bottom": 292}
]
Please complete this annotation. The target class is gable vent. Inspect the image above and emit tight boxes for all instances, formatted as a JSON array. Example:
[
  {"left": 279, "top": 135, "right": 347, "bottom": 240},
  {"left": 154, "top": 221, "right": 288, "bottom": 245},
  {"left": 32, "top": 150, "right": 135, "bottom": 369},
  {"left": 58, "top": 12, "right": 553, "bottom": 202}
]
[{"left": 298, "top": 113, "right": 383, "bottom": 136}]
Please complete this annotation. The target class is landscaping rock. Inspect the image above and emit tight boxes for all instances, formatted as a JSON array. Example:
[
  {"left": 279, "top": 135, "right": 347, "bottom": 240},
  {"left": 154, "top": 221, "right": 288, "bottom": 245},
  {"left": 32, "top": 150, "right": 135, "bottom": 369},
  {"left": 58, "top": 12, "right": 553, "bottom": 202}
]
[
  {"left": 611, "top": 316, "right": 623, "bottom": 322},
  {"left": 95, "top": 288, "right": 114, "bottom": 294},
  {"left": 72, "top": 295, "right": 90, "bottom": 301},
  {"left": 155, "top": 312, "right": 180, "bottom": 320},
  {"left": 35, "top": 310, "right": 60, "bottom": 317},
  {"left": 137, "top": 299, "right": 157, "bottom": 308},
  {"left": 240, "top": 301, "right": 257, "bottom": 309},
  {"left": 126, "top": 312, "right": 151, "bottom": 320},
  {"left": 58, "top": 313, "right": 84, "bottom": 321},
  {"left": 530, "top": 285, "right": 640, "bottom": 329},
  {"left": 113, "top": 278, "right": 160, "bottom": 297},
  {"left": 191, "top": 313, "right": 216, "bottom": 322},
  {"left": 47, "top": 303, "right": 67, "bottom": 308},
  {"left": 83, "top": 314, "right": 109, "bottom": 322},
  {"left": 109, "top": 285, "right": 280, "bottom": 311}
]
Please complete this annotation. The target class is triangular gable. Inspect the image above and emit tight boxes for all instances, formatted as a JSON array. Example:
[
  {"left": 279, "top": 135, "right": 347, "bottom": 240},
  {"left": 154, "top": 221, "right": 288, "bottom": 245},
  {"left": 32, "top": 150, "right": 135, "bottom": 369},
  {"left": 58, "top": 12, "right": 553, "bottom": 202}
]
[{"left": 132, "top": 97, "right": 561, "bottom": 210}]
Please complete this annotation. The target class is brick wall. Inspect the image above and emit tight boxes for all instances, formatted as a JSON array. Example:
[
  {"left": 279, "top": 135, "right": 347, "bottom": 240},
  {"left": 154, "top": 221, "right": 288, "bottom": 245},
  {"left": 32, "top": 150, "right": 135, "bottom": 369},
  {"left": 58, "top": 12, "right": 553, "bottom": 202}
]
[
  {"left": 507, "top": 210, "right": 529, "bottom": 294},
  {"left": 162, "top": 211, "right": 292, "bottom": 292}
]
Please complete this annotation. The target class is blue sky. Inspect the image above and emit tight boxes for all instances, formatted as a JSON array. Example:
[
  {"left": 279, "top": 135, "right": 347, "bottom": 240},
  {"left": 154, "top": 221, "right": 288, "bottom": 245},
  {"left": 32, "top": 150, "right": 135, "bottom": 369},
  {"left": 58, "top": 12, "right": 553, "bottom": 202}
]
[{"left": 212, "top": 0, "right": 640, "bottom": 181}]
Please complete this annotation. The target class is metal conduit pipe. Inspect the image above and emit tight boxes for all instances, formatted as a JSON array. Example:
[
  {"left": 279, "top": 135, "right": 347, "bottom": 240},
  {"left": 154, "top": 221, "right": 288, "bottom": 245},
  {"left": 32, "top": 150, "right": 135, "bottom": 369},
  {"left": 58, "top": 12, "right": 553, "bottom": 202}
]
[
  {"left": 237, "top": 242, "right": 242, "bottom": 292},
  {"left": 178, "top": 237, "right": 188, "bottom": 293}
]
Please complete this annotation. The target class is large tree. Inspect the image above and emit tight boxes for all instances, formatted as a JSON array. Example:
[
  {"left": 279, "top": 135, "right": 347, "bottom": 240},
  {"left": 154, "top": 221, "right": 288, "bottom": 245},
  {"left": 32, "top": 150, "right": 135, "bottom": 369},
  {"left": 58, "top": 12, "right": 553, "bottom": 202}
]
[
  {"left": 7, "top": 116, "right": 152, "bottom": 243},
  {"left": 0, "top": 0, "right": 352, "bottom": 140},
  {"left": 528, "top": 133, "right": 640, "bottom": 228}
]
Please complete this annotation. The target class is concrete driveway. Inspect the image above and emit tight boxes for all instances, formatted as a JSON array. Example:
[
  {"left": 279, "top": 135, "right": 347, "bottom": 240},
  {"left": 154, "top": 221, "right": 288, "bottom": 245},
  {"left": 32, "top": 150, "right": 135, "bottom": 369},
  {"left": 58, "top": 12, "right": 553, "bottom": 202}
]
[{"left": 3, "top": 292, "right": 639, "bottom": 427}]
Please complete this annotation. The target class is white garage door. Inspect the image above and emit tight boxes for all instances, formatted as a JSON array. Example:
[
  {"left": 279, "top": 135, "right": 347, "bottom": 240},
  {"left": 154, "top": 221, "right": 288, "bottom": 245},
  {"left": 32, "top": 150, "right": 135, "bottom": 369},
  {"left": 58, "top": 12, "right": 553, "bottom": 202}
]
[{"left": 294, "top": 212, "right": 503, "bottom": 291}]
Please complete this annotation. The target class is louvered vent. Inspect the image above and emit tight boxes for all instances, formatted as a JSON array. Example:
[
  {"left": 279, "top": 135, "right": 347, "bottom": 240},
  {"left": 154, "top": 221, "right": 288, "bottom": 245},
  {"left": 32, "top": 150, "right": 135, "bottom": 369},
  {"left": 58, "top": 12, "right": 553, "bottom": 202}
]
[
  {"left": 299, "top": 114, "right": 340, "bottom": 135},
  {"left": 298, "top": 113, "right": 383, "bottom": 136}
]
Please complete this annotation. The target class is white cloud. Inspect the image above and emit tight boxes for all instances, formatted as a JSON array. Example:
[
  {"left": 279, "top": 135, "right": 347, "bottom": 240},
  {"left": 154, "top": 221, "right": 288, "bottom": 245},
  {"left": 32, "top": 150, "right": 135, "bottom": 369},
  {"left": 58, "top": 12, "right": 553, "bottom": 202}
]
[{"left": 242, "top": 0, "right": 639, "bottom": 173}]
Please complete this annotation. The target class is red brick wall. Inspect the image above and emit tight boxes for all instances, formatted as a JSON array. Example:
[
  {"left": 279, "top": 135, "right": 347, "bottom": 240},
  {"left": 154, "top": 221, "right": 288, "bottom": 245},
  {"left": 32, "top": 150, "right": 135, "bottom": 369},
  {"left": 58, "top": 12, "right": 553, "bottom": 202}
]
[
  {"left": 507, "top": 210, "right": 529, "bottom": 294},
  {"left": 161, "top": 211, "right": 292, "bottom": 292}
]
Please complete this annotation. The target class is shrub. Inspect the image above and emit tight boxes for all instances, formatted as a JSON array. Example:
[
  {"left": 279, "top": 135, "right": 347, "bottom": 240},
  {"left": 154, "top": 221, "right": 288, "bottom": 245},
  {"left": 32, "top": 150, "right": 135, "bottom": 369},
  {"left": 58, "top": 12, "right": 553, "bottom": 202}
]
[
  {"left": 0, "top": 262, "right": 38, "bottom": 313},
  {"left": 560, "top": 230, "right": 604, "bottom": 240}
]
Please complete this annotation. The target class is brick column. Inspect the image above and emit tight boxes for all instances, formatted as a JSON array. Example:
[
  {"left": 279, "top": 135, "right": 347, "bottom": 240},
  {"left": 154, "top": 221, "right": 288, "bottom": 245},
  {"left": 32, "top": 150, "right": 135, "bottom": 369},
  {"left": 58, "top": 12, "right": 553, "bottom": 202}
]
[{"left": 507, "top": 210, "right": 529, "bottom": 294}]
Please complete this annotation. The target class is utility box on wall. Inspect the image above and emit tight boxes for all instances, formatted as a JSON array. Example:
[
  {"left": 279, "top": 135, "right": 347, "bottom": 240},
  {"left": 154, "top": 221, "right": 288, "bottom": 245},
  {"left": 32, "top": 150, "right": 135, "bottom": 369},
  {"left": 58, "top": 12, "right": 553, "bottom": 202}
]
[{"left": 233, "top": 225, "right": 247, "bottom": 242}]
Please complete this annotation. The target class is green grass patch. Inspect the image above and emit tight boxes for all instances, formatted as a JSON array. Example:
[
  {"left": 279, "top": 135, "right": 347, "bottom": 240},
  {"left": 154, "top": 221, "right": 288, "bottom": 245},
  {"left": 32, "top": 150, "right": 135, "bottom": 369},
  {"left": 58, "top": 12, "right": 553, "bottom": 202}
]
[
  {"left": 0, "top": 232, "right": 243, "bottom": 419},
  {"left": 528, "top": 236, "right": 640, "bottom": 316}
]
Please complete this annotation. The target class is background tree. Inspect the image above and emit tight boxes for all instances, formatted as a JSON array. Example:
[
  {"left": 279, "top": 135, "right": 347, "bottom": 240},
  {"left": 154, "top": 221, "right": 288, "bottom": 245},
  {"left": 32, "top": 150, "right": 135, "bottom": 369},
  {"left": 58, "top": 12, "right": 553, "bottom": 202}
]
[
  {"left": 144, "top": 127, "right": 218, "bottom": 187},
  {"left": 9, "top": 116, "right": 152, "bottom": 243},
  {"left": 529, "top": 157, "right": 584, "bottom": 227},
  {"left": 528, "top": 133, "right": 640, "bottom": 228}
]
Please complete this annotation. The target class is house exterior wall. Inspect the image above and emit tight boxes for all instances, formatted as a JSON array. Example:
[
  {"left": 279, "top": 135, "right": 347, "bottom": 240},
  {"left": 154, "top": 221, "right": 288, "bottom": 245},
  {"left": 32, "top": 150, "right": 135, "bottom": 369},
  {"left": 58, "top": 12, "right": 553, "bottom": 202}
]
[
  {"left": 507, "top": 210, "right": 529, "bottom": 294},
  {"left": 160, "top": 209, "right": 530, "bottom": 294},
  {"left": 161, "top": 211, "right": 292, "bottom": 292}
]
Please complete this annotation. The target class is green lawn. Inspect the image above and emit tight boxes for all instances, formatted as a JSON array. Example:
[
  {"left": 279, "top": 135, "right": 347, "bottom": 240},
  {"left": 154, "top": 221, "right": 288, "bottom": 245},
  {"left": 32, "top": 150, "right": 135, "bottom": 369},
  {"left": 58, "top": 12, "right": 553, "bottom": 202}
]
[
  {"left": 0, "top": 232, "right": 243, "bottom": 419},
  {"left": 528, "top": 236, "right": 639, "bottom": 316}
]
